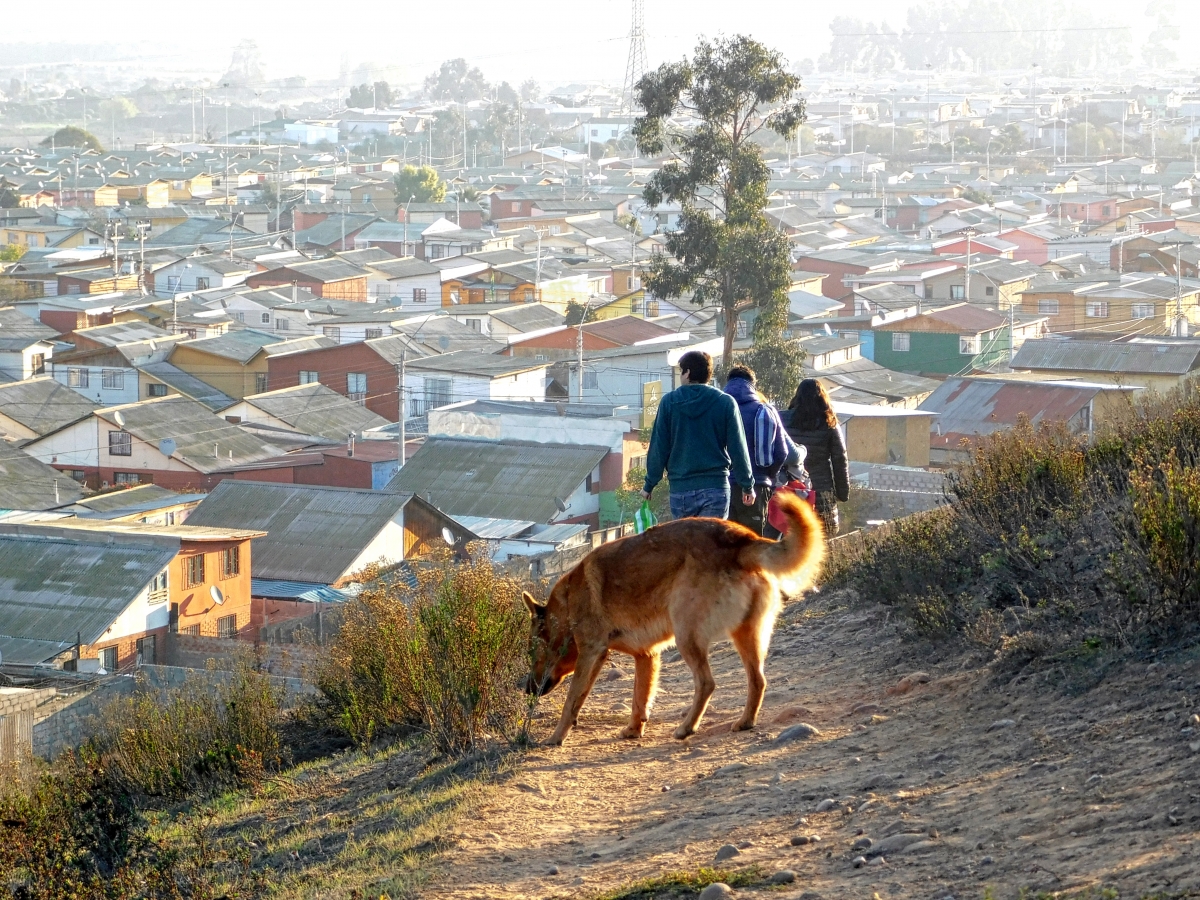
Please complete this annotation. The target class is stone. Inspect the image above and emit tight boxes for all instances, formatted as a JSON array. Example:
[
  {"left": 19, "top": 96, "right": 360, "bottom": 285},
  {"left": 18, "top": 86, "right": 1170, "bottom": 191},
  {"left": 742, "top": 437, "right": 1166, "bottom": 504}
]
[
  {"left": 852, "top": 837, "right": 873, "bottom": 850},
  {"left": 852, "top": 855, "right": 868, "bottom": 868},
  {"left": 715, "top": 762, "right": 750, "bottom": 776},
  {"left": 661, "top": 785, "right": 672, "bottom": 792},
  {"left": 868, "top": 833, "right": 930, "bottom": 857},
  {"left": 548, "top": 866, "right": 560, "bottom": 875},
  {"left": 815, "top": 798, "right": 837, "bottom": 813},
  {"left": 798, "top": 894, "right": 822, "bottom": 900},
  {"left": 868, "top": 855, "right": 887, "bottom": 866},
  {"left": 699, "top": 884, "right": 734, "bottom": 900},
  {"left": 988, "top": 719, "right": 1017, "bottom": 732},
  {"left": 714, "top": 843, "right": 741, "bottom": 863},
  {"left": 852, "top": 703, "right": 884, "bottom": 715},
  {"left": 899, "top": 841, "right": 937, "bottom": 855},
  {"left": 736, "top": 840, "right": 754, "bottom": 849},
  {"left": 980, "top": 856, "right": 994, "bottom": 866},
  {"left": 861, "top": 774, "right": 896, "bottom": 790},
  {"left": 790, "top": 835, "right": 811, "bottom": 846},
  {"left": 1190, "top": 741, "right": 1200, "bottom": 753},
  {"left": 769, "top": 870, "right": 797, "bottom": 885},
  {"left": 1086, "top": 774, "right": 1102, "bottom": 786},
  {"left": 887, "top": 672, "right": 931, "bottom": 695},
  {"left": 776, "top": 723, "right": 822, "bottom": 742}
]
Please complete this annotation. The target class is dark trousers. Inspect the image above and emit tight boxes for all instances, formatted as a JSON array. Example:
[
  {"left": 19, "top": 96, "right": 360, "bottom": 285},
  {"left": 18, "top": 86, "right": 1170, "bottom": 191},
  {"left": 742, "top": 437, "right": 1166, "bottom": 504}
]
[{"left": 729, "top": 484, "right": 772, "bottom": 536}]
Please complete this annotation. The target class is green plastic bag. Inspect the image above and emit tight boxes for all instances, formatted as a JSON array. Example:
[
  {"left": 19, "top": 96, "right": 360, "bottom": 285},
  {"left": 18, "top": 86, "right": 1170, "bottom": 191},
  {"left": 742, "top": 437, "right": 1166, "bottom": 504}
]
[{"left": 634, "top": 499, "right": 657, "bottom": 534}]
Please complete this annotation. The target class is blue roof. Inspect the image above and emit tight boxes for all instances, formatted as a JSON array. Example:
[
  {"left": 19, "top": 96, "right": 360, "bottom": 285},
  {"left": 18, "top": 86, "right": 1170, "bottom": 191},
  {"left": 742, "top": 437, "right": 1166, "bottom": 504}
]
[{"left": 251, "top": 578, "right": 348, "bottom": 602}]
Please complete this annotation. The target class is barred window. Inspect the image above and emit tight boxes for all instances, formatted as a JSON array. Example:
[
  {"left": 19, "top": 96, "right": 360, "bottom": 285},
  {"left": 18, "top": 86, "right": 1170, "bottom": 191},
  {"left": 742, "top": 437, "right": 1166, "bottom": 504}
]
[
  {"left": 221, "top": 546, "right": 240, "bottom": 578},
  {"left": 108, "top": 431, "right": 132, "bottom": 456},
  {"left": 101, "top": 369, "right": 124, "bottom": 390},
  {"left": 892, "top": 332, "right": 911, "bottom": 352},
  {"left": 184, "top": 554, "right": 205, "bottom": 588},
  {"left": 68, "top": 367, "right": 89, "bottom": 388}
]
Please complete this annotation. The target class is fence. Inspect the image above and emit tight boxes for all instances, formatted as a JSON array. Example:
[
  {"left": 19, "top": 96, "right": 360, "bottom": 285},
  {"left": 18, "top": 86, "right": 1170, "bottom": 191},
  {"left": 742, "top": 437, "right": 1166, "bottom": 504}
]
[{"left": 0, "top": 687, "right": 52, "bottom": 764}]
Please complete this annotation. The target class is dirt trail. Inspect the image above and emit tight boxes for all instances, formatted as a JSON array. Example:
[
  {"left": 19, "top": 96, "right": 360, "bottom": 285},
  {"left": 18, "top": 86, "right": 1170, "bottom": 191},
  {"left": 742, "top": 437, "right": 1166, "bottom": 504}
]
[{"left": 426, "top": 591, "right": 1200, "bottom": 899}]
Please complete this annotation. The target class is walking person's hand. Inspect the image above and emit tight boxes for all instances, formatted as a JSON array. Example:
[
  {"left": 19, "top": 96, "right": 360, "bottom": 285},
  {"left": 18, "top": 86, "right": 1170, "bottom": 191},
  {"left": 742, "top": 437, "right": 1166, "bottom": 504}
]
[
  {"left": 742, "top": 489, "right": 756, "bottom": 507},
  {"left": 639, "top": 489, "right": 651, "bottom": 500}
]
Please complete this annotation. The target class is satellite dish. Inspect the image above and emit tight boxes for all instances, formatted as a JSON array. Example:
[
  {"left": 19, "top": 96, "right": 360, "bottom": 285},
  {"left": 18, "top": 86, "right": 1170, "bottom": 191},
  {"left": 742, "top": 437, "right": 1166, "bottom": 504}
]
[
  {"left": 441, "top": 526, "right": 456, "bottom": 546},
  {"left": 554, "top": 402, "right": 566, "bottom": 416},
  {"left": 210, "top": 585, "right": 225, "bottom": 605},
  {"left": 113, "top": 410, "right": 125, "bottom": 428},
  {"left": 438, "top": 335, "right": 450, "bottom": 350},
  {"left": 304, "top": 309, "right": 312, "bottom": 320},
  {"left": 554, "top": 497, "right": 570, "bottom": 513},
  {"left": 159, "top": 438, "right": 176, "bottom": 457}
]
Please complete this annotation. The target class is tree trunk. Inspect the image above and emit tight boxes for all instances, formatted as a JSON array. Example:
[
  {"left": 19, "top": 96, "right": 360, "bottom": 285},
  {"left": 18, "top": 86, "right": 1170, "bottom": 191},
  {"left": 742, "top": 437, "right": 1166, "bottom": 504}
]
[{"left": 722, "top": 301, "right": 737, "bottom": 372}]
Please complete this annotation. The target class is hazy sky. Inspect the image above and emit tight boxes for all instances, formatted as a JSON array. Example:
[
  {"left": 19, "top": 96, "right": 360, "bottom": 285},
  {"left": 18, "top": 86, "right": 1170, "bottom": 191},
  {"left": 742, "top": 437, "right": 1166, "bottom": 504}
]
[{"left": 0, "top": 0, "right": 1188, "bottom": 88}]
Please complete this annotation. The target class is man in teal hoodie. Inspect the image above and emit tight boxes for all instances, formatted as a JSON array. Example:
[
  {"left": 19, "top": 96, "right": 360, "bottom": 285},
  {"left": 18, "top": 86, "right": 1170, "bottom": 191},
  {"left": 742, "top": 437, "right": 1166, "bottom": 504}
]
[{"left": 640, "top": 350, "right": 755, "bottom": 519}]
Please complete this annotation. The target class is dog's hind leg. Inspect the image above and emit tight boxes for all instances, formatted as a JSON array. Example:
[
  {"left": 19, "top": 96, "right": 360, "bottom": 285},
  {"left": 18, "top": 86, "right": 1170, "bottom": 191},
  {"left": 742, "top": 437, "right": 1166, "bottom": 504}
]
[
  {"left": 548, "top": 644, "right": 608, "bottom": 746},
  {"left": 729, "top": 614, "right": 770, "bottom": 731},
  {"left": 673, "top": 632, "right": 716, "bottom": 739},
  {"left": 619, "top": 651, "right": 660, "bottom": 739}
]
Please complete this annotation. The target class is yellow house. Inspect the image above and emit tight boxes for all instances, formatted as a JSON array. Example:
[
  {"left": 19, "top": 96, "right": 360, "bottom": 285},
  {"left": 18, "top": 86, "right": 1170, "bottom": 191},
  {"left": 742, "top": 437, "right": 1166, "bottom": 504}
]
[
  {"left": 94, "top": 179, "right": 172, "bottom": 208},
  {"left": 167, "top": 332, "right": 276, "bottom": 400},
  {"left": 593, "top": 288, "right": 646, "bottom": 320}
]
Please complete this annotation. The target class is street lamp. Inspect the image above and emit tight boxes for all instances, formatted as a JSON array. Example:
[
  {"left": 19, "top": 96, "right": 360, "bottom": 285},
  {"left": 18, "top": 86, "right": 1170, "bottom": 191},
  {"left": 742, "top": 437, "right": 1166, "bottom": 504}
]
[{"left": 403, "top": 194, "right": 415, "bottom": 257}]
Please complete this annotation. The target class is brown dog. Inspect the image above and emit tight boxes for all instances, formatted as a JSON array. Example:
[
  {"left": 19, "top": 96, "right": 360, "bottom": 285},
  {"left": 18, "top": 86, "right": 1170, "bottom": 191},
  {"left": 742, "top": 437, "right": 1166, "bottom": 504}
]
[{"left": 523, "top": 492, "right": 825, "bottom": 745}]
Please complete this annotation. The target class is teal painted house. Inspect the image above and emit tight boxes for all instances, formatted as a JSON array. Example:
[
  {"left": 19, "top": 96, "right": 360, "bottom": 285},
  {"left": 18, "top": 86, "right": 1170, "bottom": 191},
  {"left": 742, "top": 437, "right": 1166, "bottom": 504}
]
[{"left": 872, "top": 303, "right": 1013, "bottom": 376}]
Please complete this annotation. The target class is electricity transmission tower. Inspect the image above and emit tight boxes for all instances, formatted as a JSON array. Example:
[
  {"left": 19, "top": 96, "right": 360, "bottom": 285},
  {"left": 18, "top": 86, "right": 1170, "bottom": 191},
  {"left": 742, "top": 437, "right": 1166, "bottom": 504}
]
[{"left": 621, "top": 0, "right": 648, "bottom": 115}]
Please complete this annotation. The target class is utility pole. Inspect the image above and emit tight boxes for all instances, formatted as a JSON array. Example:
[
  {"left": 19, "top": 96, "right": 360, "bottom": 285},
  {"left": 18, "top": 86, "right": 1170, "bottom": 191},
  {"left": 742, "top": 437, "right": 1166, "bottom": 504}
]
[
  {"left": 963, "top": 226, "right": 974, "bottom": 302},
  {"left": 576, "top": 310, "right": 585, "bottom": 401},
  {"left": 135, "top": 219, "right": 150, "bottom": 293},
  {"left": 397, "top": 351, "right": 407, "bottom": 466}
]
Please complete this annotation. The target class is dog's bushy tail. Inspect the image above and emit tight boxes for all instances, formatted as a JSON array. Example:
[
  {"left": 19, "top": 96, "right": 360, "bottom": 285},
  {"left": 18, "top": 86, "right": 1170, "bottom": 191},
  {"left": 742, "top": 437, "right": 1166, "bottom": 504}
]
[{"left": 741, "top": 491, "right": 826, "bottom": 595}]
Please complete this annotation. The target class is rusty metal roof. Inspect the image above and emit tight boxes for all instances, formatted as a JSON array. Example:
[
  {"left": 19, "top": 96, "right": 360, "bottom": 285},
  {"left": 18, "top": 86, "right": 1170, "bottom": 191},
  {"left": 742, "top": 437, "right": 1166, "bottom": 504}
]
[{"left": 1013, "top": 339, "right": 1200, "bottom": 376}]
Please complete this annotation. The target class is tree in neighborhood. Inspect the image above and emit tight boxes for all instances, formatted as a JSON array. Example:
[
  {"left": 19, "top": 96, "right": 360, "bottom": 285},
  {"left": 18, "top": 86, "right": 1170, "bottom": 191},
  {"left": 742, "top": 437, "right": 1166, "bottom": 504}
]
[
  {"left": 520, "top": 79, "right": 541, "bottom": 103},
  {"left": 0, "top": 244, "right": 26, "bottom": 262},
  {"left": 40, "top": 126, "right": 103, "bottom": 152},
  {"left": 0, "top": 187, "right": 19, "bottom": 209},
  {"left": 393, "top": 165, "right": 447, "bottom": 204},
  {"left": 424, "top": 58, "right": 490, "bottom": 102},
  {"left": 564, "top": 300, "right": 600, "bottom": 326},
  {"left": 634, "top": 35, "right": 807, "bottom": 369},
  {"left": 348, "top": 81, "right": 391, "bottom": 109},
  {"left": 495, "top": 81, "right": 520, "bottom": 105}
]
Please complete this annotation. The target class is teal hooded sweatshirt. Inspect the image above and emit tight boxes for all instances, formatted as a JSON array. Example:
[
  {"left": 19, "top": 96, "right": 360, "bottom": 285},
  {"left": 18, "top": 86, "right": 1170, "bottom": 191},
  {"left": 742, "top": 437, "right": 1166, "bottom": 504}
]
[{"left": 642, "top": 382, "right": 753, "bottom": 495}]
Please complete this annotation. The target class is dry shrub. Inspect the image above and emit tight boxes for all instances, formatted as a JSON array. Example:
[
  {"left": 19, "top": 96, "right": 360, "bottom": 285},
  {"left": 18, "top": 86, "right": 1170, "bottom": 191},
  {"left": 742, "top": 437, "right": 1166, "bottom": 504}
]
[
  {"left": 1129, "top": 448, "right": 1200, "bottom": 617},
  {"left": 316, "top": 548, "right": 532, "bottom": 754},
  {"left": 93, "top": 659, "right": 285, "bottom": 799}
]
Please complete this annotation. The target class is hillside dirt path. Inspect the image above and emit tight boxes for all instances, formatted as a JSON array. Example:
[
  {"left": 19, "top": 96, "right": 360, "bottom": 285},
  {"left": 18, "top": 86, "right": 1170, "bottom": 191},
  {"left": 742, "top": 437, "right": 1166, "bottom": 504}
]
[{"left": 425, "top": 591, "right": 1200, "bottom": 899}]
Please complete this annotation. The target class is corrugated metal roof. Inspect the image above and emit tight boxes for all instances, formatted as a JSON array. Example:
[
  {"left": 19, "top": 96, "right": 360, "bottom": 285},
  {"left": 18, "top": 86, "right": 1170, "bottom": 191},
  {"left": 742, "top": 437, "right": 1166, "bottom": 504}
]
[
  {"left": 918, "top": 376, "right": 1105, "bottom": 445},
  {"left": 0, "top": 308, "right": 60, "bottom": 351},
  {"left": 251, "top": 578, "right": 349, "bottom": 602},
  {"left": 0, "top": 528, "right": 177, "bottom": 648},
  {"left": 1013, "top": 339, "right": 1200, "bottom": 375},
  {"left": 387, "top": 437, "right": 607, "bottom": 522},
  {"left": 69, "top": 483, "right": 177, "bottom": 514},
  {"left": 95, "top": 396, "right": 280, "bottom": 474},
  {"left": 407, "top": 350, "right": 546, "bottom": 378},
  {"left": 185, "top": 481, "right": 411, "bottom": 583},
  {"left": 0, "top": 634, "right": 75, "bottom": 666},
  {"left": 75, "top": 321, "right": 174, "bottom": 347},
  {"left": 242, "top": 382, "right": 390, "bottom": 439},
  {"left": 174, "top": 329, "right": 280, "bottom": 364},
  {"left": 451, "top": 515, "right": 537, "bottom": 539},
  {"left": 0, "top": 441, "right": 87, "bottom": 510},
  {"left": 0, "top": 377, "right": 99, "bottom": 437},
  {"left": 366, "top": 256, "right": 441, "bottom": 279},
  {"left": 490, "top": 303, "right": 564, "bottom": 332},
  {"left": 137, "top": 361, "right": 235, "bottom": 410}
]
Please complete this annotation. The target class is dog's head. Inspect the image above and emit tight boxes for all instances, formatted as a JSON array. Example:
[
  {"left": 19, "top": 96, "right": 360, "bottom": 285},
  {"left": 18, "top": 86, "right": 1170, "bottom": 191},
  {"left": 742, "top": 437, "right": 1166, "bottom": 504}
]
[{"left": 522, "top": 585, "right": 577, "bottom": 697}]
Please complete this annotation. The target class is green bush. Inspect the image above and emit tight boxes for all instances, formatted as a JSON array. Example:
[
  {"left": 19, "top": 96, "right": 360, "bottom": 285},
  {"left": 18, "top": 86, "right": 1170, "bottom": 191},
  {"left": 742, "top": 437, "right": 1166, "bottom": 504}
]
[
  {"left": 317, "top": 550, "right": 532, "bottom": 753},
  {"left": 834, "top": 384, "right": 1200, "bottom": 659},
  {"left": 93, "top": 660, "right": 285, "bottom": 799}
]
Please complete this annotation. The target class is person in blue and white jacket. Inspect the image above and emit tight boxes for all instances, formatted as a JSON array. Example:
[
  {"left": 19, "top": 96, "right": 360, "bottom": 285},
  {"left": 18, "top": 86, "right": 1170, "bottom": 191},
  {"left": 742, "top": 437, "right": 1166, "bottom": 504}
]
[{"left": 722, "top": 365, "right": 798, "bottom": 536}]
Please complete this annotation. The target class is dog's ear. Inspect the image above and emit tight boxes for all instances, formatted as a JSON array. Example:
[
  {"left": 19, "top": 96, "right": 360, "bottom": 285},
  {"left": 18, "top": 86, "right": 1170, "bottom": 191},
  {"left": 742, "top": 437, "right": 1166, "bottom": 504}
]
[{"left": 523, "top": 591, "right": 546, "bottom": 615}]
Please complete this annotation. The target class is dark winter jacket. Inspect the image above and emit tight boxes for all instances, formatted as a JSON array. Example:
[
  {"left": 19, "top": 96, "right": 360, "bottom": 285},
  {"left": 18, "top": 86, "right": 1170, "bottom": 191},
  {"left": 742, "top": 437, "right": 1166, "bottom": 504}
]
[
  {"left": 779, "top": 410, "right": 850, "bottom": 501},
  {"left": 643, "top": 383, "right": 753, "bottom": 495},
  {"left": 722, "top": 377, "right": 794, "bottom": 486}
]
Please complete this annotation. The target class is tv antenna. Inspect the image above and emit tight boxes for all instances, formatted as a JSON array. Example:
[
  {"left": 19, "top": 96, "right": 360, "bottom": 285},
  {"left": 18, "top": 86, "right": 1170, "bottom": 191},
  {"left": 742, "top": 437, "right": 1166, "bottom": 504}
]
[{"left": 620, "top": 0, "right": 648, "bottom": 116}]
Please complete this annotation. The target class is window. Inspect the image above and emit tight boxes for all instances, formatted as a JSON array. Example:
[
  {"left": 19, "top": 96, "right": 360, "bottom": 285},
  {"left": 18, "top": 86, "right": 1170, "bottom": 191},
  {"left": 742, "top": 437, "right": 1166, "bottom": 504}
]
[
  {"left": 960, "top": 335, "right": 981, "bottom": 355},
  {"left": 646, "top": 300, "right": 659, "bottom": 317},
  {"left": 179, "top": 624, "right": 200, "bottom": 637},
  {"left": 195, "top": 276, "right": 210, "bottom": 290},
  {"left": 276, "top": 317, "right": 289, "bottom": 331},
  {"left": 413, "top": 288, "right": 427, "bottom": 303},
  {"left": 68, "top": 367, "right": 89, "bottom": 388},
  {"left": 1038, "top": 299, "right": 1059, "bottom": 315},
  {"left": 583, "top": 370, "right": 598, "bottom": 389},
  {"left": 108, "top": 430, "right": 132, "bottom": 456},
  {"left": 430, "top": 244, "right": 445, "bottom": 259},
  {"left": 1131, "top": 302, "right": 1155, "bottom": 319},
  {"left": 511, "top": 201, "right": 521, "bottom": 213},
  {"left": 466, "top": 318, "right": 481, "bottom": 332},
  {"left": 114, "top": 472, "right": 141, "bottom": 485},
  {"left": 217, "top": 615, "right": 237, "bottom": 639},
  {"left": 424, "top": 377, "right": 452, "bottom": 412},
  {"left": 950, "top": 284, "right": 965, "bottom": 300},
  {"left": 299, "top": 370, "right": 320, "bottom": 385},
  {"left": 144, "top": 567, "right": 169, "bottom": 604},
  {"left": 101, "top": 369, "right": 124, "bottom": 390},
  {"left": 233, "top": 311, "right": 244, "bottom": 322},
  {"left": 66, "top": 469, "right": 86, "bottom": 482},
  {"left": 135, "top": 635, "right": 155, "bottom": 665},
  {"left": 449, "top": 290, "right": 461, "bottom": 303},
  {"left": 220, "top": 546, "right": 240, "bottom": 578},
  {"left": 1103, "top": 206, "right": 1112, "bottom": 216},
  {"left": 147, "top": 383, "right": 168, "bottom": 397},
  {"left": 30, "top": 353, "right": 45, "bottom": 375},
  {"left": 365, "top": 327, "right": 383, "bottom": 339},
  {"left": 891, "top": 332, "right": 911, "bottom": 352},
  {"left": 347, "top": 372, "right": 367, "bottom": 401},
  {"left": 255, "top": 373, "right": 269, "bottom": 393},
  {"left": 166, "top": 275, "right": 181, "bottom": 292},
  {"left": 323, "top": 326, "right": 342, "bottom": 342},
  {"left": 985, "top": 286, "right": 995, "bottom": 297},
  {"left": 261, "top": 312, "right": 271, "bottom": 323},
  {"left": 98, "top": 646, "right": 117, "bottom": 673},
  {"left": 1085, "top": 301, "right": 1109, "bottom": 318},
  {"left": 184, "top": 553, "right": 205, "bottom": 588}
]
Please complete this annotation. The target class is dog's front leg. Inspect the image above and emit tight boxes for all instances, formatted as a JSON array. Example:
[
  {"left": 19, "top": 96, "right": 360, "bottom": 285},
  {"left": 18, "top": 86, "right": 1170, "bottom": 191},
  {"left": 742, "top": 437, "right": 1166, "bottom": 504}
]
[
  {"left": 673, "top": 634, "right": 716, "bottom": 739},
  {"left": 548, "top": 645, "right": 608, "bottom": 746},
  {"left": 619, "top": 651, "right": 660, "bottom": 739}
]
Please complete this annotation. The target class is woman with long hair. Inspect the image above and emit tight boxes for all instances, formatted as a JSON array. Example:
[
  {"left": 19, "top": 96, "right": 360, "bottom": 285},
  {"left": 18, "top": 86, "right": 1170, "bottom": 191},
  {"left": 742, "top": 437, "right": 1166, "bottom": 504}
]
[{"left": 780, "top": 378, "right": 849, "bottom": 536}]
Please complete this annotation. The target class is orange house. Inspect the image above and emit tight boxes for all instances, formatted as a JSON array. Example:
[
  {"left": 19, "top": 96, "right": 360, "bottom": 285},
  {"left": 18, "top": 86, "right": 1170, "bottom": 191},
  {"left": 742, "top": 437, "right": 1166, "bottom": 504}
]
[{"left": 0, "top": 521, "right": 264, "bottom": 672}]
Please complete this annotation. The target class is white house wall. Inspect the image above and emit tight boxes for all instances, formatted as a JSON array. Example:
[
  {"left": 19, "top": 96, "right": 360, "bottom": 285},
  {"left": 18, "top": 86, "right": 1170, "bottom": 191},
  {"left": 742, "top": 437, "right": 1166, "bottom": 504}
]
[
  {"left": 51, "top": 363, "right": 140, "bottom": 406},
  {"left": 99, "top": 576, "right": 171, "bottom": 649},
  {"left": 344, "top": 513, "right": 406, "bottom": 578}
]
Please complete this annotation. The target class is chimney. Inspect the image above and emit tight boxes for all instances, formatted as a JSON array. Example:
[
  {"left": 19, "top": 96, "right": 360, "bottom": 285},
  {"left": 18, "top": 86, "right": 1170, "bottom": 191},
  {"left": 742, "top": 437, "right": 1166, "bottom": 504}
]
[
  {"left": 347, "top": 432, "right": 355, "bottom": 457},
  {"left": 292, "top": 280, "right": 298, "bottom": 303}
]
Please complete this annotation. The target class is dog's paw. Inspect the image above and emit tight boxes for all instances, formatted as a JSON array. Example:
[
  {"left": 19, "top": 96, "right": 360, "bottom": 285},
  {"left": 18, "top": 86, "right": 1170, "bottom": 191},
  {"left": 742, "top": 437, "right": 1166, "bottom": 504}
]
[
  {"left": 673, "top": 724, "right": 695, "bottom": 740},
  {"left": 618, "top": 723, "right": 645, "bottom": 740},
  {"left": 732, "top": 719, "right": 757, "bottom": 732},
  {"left": 544, "top": 734, "right": 567, "bottom": 747}
]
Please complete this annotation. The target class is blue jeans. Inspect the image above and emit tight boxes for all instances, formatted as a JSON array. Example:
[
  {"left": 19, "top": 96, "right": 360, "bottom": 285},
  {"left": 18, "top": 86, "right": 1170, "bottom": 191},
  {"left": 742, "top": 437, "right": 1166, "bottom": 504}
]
[{"left": 670, "top": 486, "right": 730, "bottom": 519}]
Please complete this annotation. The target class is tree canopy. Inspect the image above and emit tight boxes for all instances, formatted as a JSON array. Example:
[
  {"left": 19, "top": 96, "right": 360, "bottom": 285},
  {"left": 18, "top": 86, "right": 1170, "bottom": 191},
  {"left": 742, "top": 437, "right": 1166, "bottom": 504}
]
[
  {"left": 393, "top": 165, "right": 447, "bottom": 204},
  {"left": 348, "top": 81, "right": 392, "bottom": 109},
  {"left": 424, "top": 58, "right": 490, "bottom": 103},
  {"left": 40, "top": 126, "right": 103, "bottom": 152},
  {"left": 634, "top": 34, "right": 806, "bottom": 368}
]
